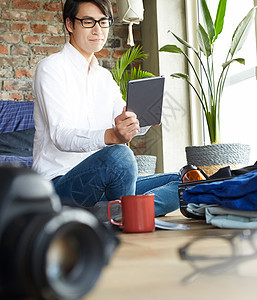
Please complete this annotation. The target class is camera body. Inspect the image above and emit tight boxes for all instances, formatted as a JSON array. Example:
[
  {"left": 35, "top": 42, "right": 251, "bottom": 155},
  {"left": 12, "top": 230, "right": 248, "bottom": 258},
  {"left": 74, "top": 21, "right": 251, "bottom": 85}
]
[{"left": 0, "top": 167, "right": 119, "bottom": 300}]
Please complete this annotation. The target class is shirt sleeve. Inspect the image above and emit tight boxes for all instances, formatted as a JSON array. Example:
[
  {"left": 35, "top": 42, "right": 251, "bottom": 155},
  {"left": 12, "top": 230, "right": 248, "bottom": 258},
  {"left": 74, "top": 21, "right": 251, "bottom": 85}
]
[
  {"left": 33, "top": 60, "right": 106, "bottom": 153},
  {"left": 110, "top": 76, "right": 125, "bottom": 120}
]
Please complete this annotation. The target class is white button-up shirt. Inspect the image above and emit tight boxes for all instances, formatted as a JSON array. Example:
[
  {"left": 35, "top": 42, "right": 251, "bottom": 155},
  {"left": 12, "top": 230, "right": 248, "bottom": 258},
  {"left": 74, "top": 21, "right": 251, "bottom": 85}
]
[{"left": 32, "top": 42, "right": 126, "bottom": 180}]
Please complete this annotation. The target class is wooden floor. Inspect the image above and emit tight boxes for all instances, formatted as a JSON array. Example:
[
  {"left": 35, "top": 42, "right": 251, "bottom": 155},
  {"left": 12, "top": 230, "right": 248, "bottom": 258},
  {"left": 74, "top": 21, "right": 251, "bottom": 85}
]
[{"left": 85, "top": 210, "right": 257, "bottom": 300}]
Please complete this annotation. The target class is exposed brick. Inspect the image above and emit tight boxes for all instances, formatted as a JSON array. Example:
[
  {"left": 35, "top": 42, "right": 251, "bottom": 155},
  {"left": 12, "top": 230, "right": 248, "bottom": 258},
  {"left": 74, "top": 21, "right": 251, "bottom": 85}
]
[
  {"left": 34, "top": 11, "right": 55, "bottom": 22},
  {"left": 31, "top": 23, "right": 61, "bottom": 34},
  {"left": 23, "top": 35, "right": 41, "bottom": 44},
  {"left": 0, "top": 45, "right": 8, "bottom": 55},
  {"left": 0, "top": 33, "right": 20, "bottom": 44},
  {"left": 0, "top": 67, "right": 12, "bottom": 78},
  {"left": 11, "top": 44, "right": 30, "bottom": 55},
  {"left": 95, "top": 49, "right": 110, "bottom": 58},
  {"left": 29, "top": 56, "right": 43, "bottom": 67},
  {"left": 0, "top": 22, "right": 8, "bottom": 32},
  {"left": 15, "top": 68, "right": 34, "bottom": 78},
  {"left": 0, "top": 56, "right": 27, "bottom": 67},
  {"left": 44, "top": 2, "right": 62, "bottom": 12},
  {"left": 56, "top": 13, "right": 63, "bottom": 23},
  {"left": 0, "top": 0, "right": 10, "bottom": 5},
  {"left": 2, "top": 10, "right": 33, "bottom": 21},
  {"left": 9, "top": 93, "right": 23, "bottom": 101},
  {"left": 33, "top": 46, "right": 62, "bottom": 55},
  {"left": 101, "top": 60, "right": 114, "bottom": 70},
  {"left": 113, "top": 27, "right": 127, "bottom": 39},
  {"left": 11, "top": 23, "right": 30, "bottom": 32},
  {"left": 0, "top": 92, "right": 22, "bottom": 101},
  {"left": 24, "top": 92, "right": 33, "bottom": 101},
  {"left": 0, "top": 92, "right": 9, "bottom": 101},
  {"left": 113, "top": 50, "right": 124, "bottom": 58},
  {"left": 13, "top": 0, "right": 42, "bottom": 10},
  {"left": 43, "top": 35, "right": 65, "bottom": 45},
  {"left": 106, "top": 38, "right": 120, "bottom": 48},
  {"left": 3, "top": 80, "right": 32, "bottom": 91}
]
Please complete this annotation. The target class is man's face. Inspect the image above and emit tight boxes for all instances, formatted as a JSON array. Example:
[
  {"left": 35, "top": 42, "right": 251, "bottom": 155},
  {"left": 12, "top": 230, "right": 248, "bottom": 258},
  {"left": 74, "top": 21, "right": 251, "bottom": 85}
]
[{"left": 66, "top": 2, "right": 109, "bottom": 61}]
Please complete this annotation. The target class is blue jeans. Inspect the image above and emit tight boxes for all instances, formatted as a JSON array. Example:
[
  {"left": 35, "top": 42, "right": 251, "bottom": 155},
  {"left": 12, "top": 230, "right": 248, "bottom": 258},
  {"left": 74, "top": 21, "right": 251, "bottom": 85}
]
[{"left": 52, "top": 144, "right": 180, "bottom": 217}]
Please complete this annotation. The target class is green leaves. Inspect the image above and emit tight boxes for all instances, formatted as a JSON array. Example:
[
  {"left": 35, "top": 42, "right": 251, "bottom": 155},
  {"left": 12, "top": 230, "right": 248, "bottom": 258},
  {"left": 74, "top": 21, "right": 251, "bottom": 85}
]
[
  {"left": 197, "top": 24, "right": 211, "bottom": 57},
  {"left": 229, "top": 7, "right": 255, "bottom": 57},
  {"left": 159, "top": 2, "right": 255, "bottom": 144},
  {"left": 200, "top": 0, "right": 215, "bottom": 42},
  {"left": 159, "top": 44, "right": 183, "bottom": 54},
  {"left": 222, "top": 58, "right": 245, "bottom": 70},
  {"left": 111, "top": 45, "right": 149, "bottom": 88},
  {"left": 111, "top": 45, "right": 155, "bottom": 101},
  {"left": 198, "top": 0, "right": 227, "bottom": 53},
  {"left": 170, "top": 73, "right": 189, "bottom": 80},
  {"left": 169, "top": 31, "right": 198, "bottom": 53},
  {"left": 214, "top": 0, "right": 227, "bottom": 40}
]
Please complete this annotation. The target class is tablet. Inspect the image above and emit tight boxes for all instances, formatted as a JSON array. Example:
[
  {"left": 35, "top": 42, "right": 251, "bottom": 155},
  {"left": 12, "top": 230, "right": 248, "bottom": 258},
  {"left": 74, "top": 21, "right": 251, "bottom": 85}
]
[{"left": 126, "top": 76, "right": 165, "bottom": 127}]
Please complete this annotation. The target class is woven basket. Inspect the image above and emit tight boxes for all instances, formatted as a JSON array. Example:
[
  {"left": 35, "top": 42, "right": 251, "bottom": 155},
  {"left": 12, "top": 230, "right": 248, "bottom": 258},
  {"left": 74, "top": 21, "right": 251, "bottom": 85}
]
[
  {"left": 135, "top": 155, "right": 157, "bottom": 175},
  {"left": 185, "top": 143, "right": 250, "bottom": 177}
]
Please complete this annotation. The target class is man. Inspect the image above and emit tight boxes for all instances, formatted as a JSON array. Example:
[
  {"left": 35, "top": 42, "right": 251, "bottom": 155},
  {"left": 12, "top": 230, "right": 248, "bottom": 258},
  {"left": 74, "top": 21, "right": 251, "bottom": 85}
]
[{"left": 32, "top": 0, "right": 180, "bottom": 216}]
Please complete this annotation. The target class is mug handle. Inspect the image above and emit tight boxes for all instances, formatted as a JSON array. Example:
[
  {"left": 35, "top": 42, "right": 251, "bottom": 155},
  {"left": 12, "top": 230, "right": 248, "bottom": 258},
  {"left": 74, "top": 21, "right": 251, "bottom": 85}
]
[{"left": 107, "top": 200, "right": 123, "bottom": 226}]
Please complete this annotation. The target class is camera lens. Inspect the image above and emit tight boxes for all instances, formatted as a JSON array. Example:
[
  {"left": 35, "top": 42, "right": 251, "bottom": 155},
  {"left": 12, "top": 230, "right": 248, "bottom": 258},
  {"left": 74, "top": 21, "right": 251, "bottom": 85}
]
[
  {"left": 46, "top": 231, "right": 81, "bottom": 282},
  {"left": 34, "top": 211, "right": 106, "bottom": 300},
  {"left": 1, "top": 209, "right": 106, "bottom": 300},
  {"left": 0, "top": 168, "right": 118, "bottom": 300}
]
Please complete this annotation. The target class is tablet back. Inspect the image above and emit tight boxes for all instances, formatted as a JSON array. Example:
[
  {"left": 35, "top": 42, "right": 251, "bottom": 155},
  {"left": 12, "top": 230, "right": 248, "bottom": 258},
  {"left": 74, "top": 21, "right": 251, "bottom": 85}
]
[{"left": 126, "top": 76, "right": 165, "bottom": 127}]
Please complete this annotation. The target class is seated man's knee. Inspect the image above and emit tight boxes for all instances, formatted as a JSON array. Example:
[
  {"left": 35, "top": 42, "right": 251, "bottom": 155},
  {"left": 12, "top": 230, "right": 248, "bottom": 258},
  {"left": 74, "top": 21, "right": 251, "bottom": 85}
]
[{"left": 107, "top": 144, "right": 138, "bottom": 179}]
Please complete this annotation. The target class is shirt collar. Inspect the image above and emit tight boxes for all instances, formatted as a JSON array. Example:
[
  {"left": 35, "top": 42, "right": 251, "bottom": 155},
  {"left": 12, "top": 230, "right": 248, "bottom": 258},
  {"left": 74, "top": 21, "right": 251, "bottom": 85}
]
[{"left": 64, "top": 42, "right": 99, "bottom": 72}]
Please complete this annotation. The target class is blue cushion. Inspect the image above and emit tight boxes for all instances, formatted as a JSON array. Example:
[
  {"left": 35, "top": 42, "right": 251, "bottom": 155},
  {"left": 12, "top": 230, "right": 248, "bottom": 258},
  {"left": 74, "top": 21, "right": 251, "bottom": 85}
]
[
  {"left": 0, "top": 100, "right": 34, "bottom": 134},
  {"left": 0, "top": 155, "right": 33, "bottom": 168},
  {"left": 0, "top": 128, "right": 35, "bottom": 157}
]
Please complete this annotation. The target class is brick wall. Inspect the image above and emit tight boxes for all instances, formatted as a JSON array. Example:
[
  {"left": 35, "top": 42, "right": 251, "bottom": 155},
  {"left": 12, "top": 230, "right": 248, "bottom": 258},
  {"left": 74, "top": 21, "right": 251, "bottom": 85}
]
[{"left": 0, "top": 0, "right": 142, "bottom": 101}]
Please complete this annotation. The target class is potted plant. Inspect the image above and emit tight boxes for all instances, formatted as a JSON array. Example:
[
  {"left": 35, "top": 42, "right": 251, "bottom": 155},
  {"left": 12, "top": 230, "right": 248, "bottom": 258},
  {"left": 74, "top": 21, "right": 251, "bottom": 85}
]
[
  {"left": 111, "top": 45, "right": 155, "bottom": 100},
  {"left": 111, "top": 45, "right": 157, "bottom": 175},
  {"left": 159, "top": 0, "right": 255, "bottom": 175}
]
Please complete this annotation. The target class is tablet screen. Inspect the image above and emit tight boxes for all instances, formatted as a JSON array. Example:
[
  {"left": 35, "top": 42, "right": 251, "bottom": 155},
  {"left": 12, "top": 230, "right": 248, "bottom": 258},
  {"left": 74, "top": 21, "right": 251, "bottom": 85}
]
[{"left": 126, "top": 76, "right": 165, "bottom": 127}]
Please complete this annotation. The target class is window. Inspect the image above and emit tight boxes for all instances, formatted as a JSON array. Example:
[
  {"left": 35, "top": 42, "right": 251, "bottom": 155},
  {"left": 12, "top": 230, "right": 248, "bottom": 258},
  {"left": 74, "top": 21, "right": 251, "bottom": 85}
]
[{"left": 205, "top": 0, "right": 257, "bottom": 163}]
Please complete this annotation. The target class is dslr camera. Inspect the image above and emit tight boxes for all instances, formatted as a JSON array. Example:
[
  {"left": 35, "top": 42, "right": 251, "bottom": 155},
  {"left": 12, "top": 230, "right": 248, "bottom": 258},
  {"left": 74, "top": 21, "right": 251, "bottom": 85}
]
[{"left": 0, "top": 167, "right": 119, "bottom": 300}]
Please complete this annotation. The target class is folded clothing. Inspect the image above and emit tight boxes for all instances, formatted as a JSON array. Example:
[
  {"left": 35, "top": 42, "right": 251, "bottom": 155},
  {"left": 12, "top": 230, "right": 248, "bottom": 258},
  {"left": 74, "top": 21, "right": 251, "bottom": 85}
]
[
  {"left": 205, "top": 206, "right": 257, "bottom": 229},
  {"left": 183, "top": 169, "right": 257, "bottom": 211},
  {"left": 187, "top": 204, "right": 257, "bottom": 229}
]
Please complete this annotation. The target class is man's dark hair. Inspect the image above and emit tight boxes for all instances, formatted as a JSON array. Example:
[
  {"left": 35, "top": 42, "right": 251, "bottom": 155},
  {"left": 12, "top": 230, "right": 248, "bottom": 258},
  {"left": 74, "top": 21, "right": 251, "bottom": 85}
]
[{"left": 63, "top": 0, "right": 113, "bottom": 33}]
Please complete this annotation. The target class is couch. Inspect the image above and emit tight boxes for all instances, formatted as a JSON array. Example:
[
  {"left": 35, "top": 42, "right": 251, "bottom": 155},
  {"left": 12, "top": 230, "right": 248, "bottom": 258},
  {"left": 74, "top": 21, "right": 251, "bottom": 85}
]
[{"left": 0, "top": 100, "right": 34, "bottom": 168}]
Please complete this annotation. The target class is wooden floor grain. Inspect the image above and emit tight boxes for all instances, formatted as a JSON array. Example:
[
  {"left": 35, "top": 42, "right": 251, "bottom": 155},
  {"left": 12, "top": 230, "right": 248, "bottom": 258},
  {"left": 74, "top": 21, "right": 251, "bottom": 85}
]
[{"left": 85, "top": 210, "right": 257, "bottom": 300}]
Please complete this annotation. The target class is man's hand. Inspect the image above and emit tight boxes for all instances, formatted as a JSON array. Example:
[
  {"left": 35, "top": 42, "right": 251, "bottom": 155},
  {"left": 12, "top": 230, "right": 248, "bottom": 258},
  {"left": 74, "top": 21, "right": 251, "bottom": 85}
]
[{"left": 105, "top": 107, "right": 140, "bottom": 145}]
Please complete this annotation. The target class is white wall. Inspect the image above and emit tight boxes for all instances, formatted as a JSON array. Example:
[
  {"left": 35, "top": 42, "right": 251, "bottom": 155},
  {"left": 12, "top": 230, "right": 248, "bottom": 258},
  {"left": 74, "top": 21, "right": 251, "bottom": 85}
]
[{"left": 142, "top": 0, "right": 191, "bottom": 172}]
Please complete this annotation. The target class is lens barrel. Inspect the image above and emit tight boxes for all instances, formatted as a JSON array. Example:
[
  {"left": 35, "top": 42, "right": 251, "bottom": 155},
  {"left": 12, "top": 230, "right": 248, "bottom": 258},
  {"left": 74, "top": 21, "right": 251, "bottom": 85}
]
[{"left": 1, "top": 208, "right": 109, "bottom": 300}]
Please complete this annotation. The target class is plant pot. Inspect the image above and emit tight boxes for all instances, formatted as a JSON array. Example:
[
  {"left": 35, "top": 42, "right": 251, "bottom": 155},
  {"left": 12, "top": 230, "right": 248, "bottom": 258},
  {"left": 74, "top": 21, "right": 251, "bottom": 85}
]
[
  {"left": 135, "top": 155, "right": 157, "bottom": 176},
  {"left": 185, "top": 143, "right": 250, "bottom": 177}
]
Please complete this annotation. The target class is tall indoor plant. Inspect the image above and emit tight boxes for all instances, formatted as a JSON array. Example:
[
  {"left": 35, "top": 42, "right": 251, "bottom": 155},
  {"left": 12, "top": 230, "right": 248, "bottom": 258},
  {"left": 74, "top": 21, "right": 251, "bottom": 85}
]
[{"left": 159, "top": 0, "right": 256, "bottom": 145}]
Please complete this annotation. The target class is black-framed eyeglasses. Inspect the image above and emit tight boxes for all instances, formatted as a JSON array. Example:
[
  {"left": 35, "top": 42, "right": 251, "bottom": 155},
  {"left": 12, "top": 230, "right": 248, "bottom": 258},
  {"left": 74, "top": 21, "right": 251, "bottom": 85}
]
[
  {"left": 74, "top": 16, "right": 113, "bottom": 28},
  {"left": 179, "top": 229, "right": 257, "bottom": 284}
]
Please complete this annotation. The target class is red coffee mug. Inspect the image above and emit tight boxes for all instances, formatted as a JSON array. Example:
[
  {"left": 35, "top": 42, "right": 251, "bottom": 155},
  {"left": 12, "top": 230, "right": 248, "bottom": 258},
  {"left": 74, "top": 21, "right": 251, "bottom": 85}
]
[{"left": 107, "top": 195, "right": 155, "bottom": 233}]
